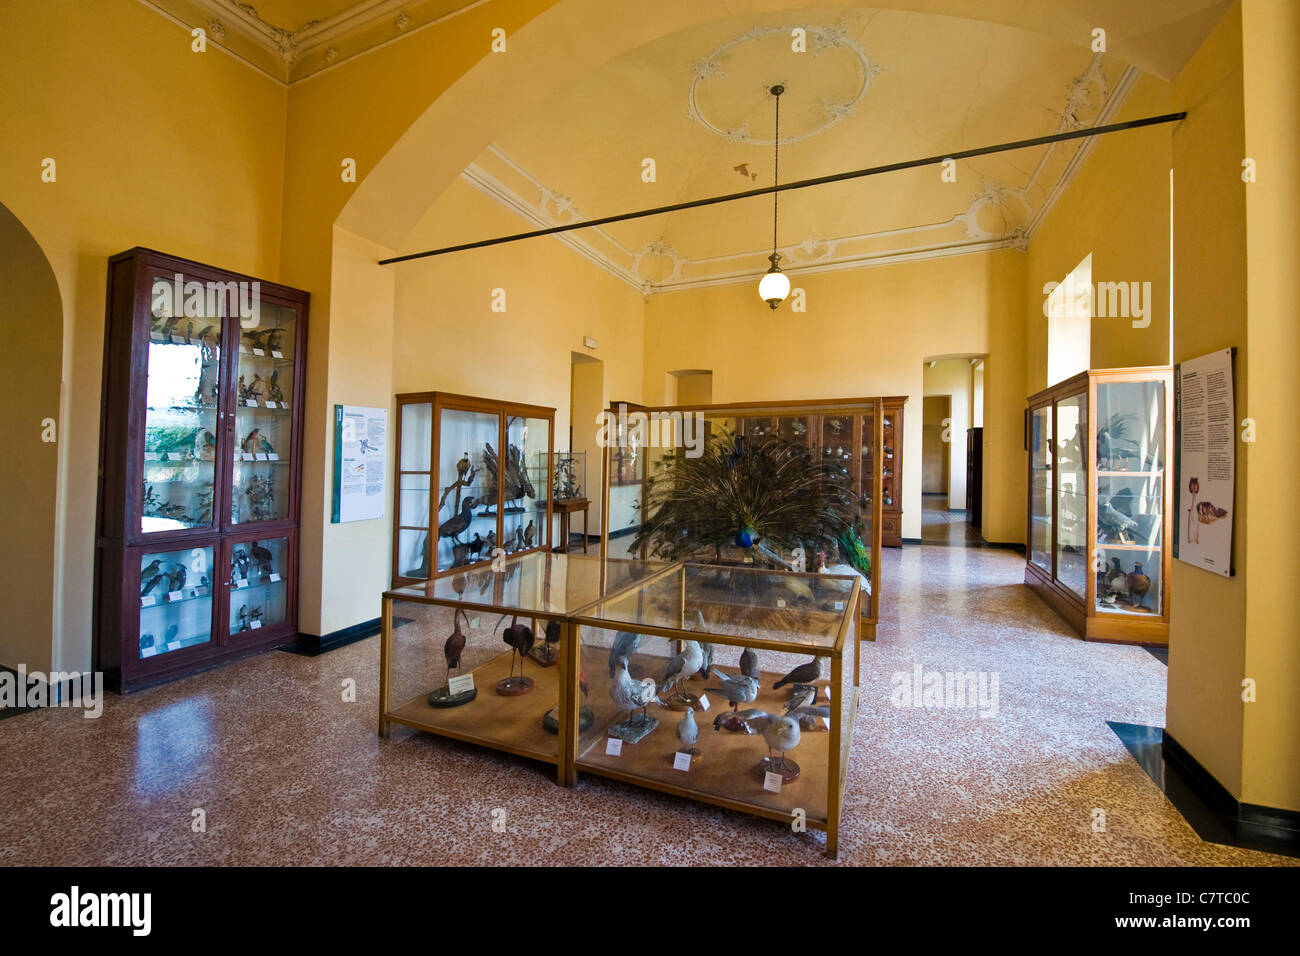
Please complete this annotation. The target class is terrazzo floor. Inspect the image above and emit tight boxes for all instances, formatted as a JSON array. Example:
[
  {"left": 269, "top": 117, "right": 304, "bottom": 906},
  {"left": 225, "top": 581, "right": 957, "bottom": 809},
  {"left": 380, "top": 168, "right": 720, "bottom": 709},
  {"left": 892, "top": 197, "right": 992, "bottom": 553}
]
[{"left": 1, "top": 546, "right": 1293, "bottom": 866}]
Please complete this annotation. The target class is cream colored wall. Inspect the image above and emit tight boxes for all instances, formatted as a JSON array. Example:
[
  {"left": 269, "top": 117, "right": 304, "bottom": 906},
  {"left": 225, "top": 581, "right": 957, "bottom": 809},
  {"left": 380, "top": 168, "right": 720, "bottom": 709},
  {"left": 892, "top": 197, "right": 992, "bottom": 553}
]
[
  {"left": 0, "top": 0, "right": 287, "bottom": 671},
  {"left": 923, "top": 358, "right": 974, "bottom": 509},
  {"left": 388, "top": 180, "right": 646, "bottom": 565},
  {"left": 642, "top": 250, "right": 1026, "bottom": 542},
  {"left": 570, "top": 358, "right": 604, "bottom": 531},
  {"left": 1238, "top": 0, "right": 1300, "bottom": 811},
  {"left": 1025, "top": 73, "right": 1175, "bottom": 395}
]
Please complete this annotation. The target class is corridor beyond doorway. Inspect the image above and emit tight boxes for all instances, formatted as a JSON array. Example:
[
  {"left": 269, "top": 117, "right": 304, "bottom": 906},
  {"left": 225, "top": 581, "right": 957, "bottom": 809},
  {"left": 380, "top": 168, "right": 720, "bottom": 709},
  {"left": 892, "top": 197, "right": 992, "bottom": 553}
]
[{"left": 921, "top": 493, "right": 984, "bottom": 545}]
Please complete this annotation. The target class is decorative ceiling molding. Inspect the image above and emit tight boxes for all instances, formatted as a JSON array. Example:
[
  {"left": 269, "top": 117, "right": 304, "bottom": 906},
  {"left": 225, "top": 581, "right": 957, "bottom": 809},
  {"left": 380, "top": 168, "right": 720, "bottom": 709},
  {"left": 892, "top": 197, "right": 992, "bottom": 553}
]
[
  {"left": 688, "top": 23, "right": 882, "bottom": 146},
  {"left": 455, "top": 56, "right": 1137, "bottom": 297},
  {"left": 138, "top": 0, "right": 487, "bottom": 84}
]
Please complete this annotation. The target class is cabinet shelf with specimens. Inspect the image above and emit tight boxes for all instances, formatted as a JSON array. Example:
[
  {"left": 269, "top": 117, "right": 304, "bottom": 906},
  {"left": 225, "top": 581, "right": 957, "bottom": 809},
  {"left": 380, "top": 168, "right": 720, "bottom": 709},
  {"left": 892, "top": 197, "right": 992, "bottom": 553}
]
[
  {"left": 1025, "top": 367, "right": 1173, "bottom": 644},
  {"left": 95, "top": 248, "right": 308, "bottom": 691}
]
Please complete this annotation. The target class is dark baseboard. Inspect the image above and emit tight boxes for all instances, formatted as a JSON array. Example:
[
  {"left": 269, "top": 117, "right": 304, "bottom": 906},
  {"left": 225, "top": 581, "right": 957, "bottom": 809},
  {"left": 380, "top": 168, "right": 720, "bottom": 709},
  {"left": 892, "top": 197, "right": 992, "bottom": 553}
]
[
  {"left": 0, "top": 664, "right": 91, "bottom": 717},
  {"left": 607, "top": 526, "right": 638, "bottom": 539},
  {"left": 1110, "top": 721, "right": 1299, "bottom": 858},
  {"left": 281, "top": 618, "right": 381, "bottom": 657}
]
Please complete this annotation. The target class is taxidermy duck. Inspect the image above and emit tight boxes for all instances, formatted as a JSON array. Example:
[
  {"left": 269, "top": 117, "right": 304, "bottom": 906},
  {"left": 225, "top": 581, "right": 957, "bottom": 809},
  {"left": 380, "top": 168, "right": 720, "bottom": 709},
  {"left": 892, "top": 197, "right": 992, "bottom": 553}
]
[
  {"left": 438, "top": 497, "right": 477, "bottom": 544},
  {"left": 1126, "top": 562, "right": 1151, "bottom": 609}
]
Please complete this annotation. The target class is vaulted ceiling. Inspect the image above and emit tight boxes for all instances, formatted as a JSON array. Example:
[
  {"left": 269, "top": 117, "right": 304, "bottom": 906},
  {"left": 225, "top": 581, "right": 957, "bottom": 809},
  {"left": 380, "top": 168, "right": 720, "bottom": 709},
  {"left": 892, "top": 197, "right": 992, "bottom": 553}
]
[{"left": 413, "top": 7, "right": 1148, "bottom": 294}]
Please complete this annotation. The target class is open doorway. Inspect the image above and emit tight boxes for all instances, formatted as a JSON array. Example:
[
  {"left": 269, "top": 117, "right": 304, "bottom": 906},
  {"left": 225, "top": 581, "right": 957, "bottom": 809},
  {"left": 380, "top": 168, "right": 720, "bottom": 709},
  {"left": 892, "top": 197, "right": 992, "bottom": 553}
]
[
  {"left": 921, "top": 356, "right": 985, "bottom": 546},
  {"left": 568, "top": 352, "right": 604, "bottom": 551}
]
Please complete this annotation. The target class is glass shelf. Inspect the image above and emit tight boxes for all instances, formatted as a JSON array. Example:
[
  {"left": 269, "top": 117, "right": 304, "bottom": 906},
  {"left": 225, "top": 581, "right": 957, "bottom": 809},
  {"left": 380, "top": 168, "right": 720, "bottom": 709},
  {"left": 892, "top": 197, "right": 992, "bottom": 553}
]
[{"left": 137, "top": 545, "right": 215, "bottom": 659}]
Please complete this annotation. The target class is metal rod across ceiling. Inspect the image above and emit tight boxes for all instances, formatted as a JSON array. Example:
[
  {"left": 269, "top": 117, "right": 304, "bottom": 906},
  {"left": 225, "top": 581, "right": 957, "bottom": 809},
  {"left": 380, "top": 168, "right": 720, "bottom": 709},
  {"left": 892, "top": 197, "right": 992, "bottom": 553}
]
[{"left": 378, "top": 111, "right": 1187, "bottom": 266}]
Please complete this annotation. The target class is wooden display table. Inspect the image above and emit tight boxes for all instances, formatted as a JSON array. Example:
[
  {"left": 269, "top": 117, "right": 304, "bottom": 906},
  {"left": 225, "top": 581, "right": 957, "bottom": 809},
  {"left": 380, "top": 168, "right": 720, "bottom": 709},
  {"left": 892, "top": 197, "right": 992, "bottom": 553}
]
[{"left": 547, "top": 497, "right": 589, "bottom": 554}]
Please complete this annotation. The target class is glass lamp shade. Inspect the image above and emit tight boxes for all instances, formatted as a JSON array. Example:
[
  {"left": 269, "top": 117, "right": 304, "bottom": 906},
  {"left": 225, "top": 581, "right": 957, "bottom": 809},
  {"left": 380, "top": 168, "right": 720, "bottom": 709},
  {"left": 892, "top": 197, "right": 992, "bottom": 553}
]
[{"left": 758, "top": 265, "right": 791, "bottom": 309}]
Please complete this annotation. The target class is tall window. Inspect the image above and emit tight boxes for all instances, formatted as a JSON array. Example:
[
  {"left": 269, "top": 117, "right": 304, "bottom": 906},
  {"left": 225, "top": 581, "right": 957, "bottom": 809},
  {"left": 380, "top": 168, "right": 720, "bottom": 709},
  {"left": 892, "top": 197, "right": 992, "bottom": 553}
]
[{"left": 1046, "top": 253, "right": 1092, "bottom": 385}]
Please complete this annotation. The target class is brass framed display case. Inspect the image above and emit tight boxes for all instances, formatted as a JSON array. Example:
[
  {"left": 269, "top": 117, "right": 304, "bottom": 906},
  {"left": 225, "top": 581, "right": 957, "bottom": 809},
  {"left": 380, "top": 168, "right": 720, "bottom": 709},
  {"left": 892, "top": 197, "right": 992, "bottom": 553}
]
[
  {"left": 392, "top": 392, "right": 554, "bottom": 586},
  {"left": 96, "top": 248, "right": 308, "bottom": 692},
  {"left": 1025, "top": 367, "right": 1173, "bottom": 644},
  {"left": 600, "top": 398, "right": 883, "bottom": 640},
  {"left": 570, "top": 562, "right": 861, "bottom": 858},
  {"left": 378, "top": 551, "right": 661, "bottom": 784}
]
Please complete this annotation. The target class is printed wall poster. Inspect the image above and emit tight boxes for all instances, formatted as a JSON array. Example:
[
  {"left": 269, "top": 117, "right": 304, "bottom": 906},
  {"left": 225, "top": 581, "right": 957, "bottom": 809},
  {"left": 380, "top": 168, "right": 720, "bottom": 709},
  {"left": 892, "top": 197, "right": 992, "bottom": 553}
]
[
  {"left": 332, "top": 405, "right": 388, "bottom": 523},
  {"left": 1174, "top": 349, "right": 1234, "bottom": 575}
]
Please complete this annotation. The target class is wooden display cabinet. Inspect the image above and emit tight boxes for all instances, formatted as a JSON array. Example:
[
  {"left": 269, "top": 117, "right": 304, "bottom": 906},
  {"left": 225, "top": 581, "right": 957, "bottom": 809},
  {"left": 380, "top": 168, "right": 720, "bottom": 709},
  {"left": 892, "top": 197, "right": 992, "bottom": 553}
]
[
  {"left": 1025, "top": 367, "right": 1173, "bottom": 645},
  {"left": 570, "top": 562, "right": 862, "bottom": 858},
  {"left": 880, "top": 397, "right": 905, "bottom": 546},
  {"left": 95, "top": 248, "right": 308, "bottom": 692},
  {"left": 392, "top": 392, "right": 555, "bottom": 586}
]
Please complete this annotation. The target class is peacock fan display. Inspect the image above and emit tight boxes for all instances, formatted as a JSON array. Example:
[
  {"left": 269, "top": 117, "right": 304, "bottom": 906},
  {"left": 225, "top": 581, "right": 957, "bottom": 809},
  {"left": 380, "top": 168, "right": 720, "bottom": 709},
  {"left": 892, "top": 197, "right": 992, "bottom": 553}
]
[{"left": 631, "top": 431, "right": 867, "bottom": 574}]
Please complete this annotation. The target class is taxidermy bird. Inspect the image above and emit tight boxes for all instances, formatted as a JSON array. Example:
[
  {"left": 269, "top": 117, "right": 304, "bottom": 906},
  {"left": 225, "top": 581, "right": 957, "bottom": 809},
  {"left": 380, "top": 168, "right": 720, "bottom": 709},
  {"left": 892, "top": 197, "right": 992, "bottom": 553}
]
[
  {"left": 611, "top": 656, "right": 662, "bottom": 724},
  {"left": 140, "top": 559, "right": 162, "bottom": 582},
  {"left": 783, "top": 684, "right": 817, "bottom": 715},
  {"left": 162, "top": 623, "right": 179, "bottom": 646},
  {"left": 1097, "top": 414, "right": 1141, "bottom": 468},
  {"left": 657, "top": 640, "right": 703, "bottom": 697},
  {"left": 677, "top": 707, "right": 699, "bottom": 749},
  {"left": 523, "top": 520, "right": 535, "bottom": 548},
  {"left": 707, "top": 670, "right": 759, "bottom": 711},
  {"left": 784, "top": 576, "right": 815, "bottom": 603},
  {"left": 762, "top": 713, "right": 802, "bottom": 772},
  {"left": 697, "top": 642, "right": 716, "bottom": 680},
  {"left": 267, "top": 370, "right": 286, "bottom": 404},
  {"left": 167, "top": 564, "right": 187, "bottom": 593},
  {"left": 141, "top": 572, "right": 165, "bottom": 597},
  {"left": 194, "top": 429, "right": 217, "bottom": 460},
  {"left": 467, "top": 533, "right": 484, "bottom": 560},
  {"left": 484, "top": 530, "right": 497, "bottom": 553},
  {"left": 1099, "top": 498, "right": 1138, "bottom": 543},
  {"left": 251, "top": 541, "right": 274, "bottom": 577},
  {"left": 457, "top": 453, "right": 471, "bottom": 481},
  {"left": 241, "top": 428, "right": 263, "bottom": 456},
  {"left": 632, "top": 431, "right": 855, "bottom": 572},
  {"left": 1126, "top": 562, "right": 1151, "bottom": 609},
  {"left": 739, "top": 646, "right": 759, "bottom": 680},
  {"left": 438, "top": 497, "right": 477, "bottom": 544},
  {"left": 1103, "top": 557, "right": 1127, "bottom": 598},
  {"left": 789, "top": 704, "right": 832, "bottom": 732},
  {"left": 773, "top": 656, "right": 823, "bottom": 691},
  {"left": 543, "top": 619, "right": 562, "bottom": 650},
  {"left": 264, "top": 328, "right": 284, "bottom": 352},
  {"left": 444, "top": 609, "right": 469, "bottom": 674},
  {"left": 501, "top": 614, "right": 534, "bottom": 680},
  {"left": 249, "top": 374, "right": 267, "bottom": 402},
  {"left": 609, "top": 631, "right": 642, "bottom": 677}
]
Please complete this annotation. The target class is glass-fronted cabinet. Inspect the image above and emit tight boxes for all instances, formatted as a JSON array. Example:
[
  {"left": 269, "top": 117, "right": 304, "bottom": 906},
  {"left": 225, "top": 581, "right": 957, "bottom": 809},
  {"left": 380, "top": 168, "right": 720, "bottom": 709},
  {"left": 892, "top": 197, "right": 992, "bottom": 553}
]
[
  {"left": 1024, "top": 367, "right": 1172, "bottom": 645},
  {"left": 97, "top": 248, "right": 308, "bottom": 692},
  {"left": 393, "top": 392, "right": 555, "bottom": 586}
]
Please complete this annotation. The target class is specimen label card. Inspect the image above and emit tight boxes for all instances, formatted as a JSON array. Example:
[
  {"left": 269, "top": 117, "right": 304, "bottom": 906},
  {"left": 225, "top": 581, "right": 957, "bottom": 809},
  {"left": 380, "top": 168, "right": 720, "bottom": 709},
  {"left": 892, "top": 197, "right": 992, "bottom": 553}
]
[
  {"left": 1175, "top": 348, "right": 1235, "bottom": 575},
  {"left": 268, "top": 573, "right": 281, "bottom": 583},
  {"left": 605, "top": 737, "right": 623, "bottom": 757},
  {"left": 763, "top": 771, "right": 783, "bottom": 793},
  {"left": 331, "top": 405, "right": 388, "bottom": 523},
  {"left": 673, "top": 752, "right": 693, "bottom": 772},
  {"left": 447, "top": 674, "right": 475, "bottom": 695},
  {"left": 697, "top": 693, "right": 710, "bottom": 711}
]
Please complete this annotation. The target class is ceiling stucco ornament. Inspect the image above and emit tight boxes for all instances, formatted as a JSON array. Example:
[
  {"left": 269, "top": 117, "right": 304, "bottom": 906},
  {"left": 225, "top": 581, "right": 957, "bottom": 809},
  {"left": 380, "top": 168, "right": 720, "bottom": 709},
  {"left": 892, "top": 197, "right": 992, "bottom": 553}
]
[
  {"left": 207, "top": 19, "right": 227, "bottom": 40},
  {"left": 395, "top": 13, "right": 411, "bottom": 32},
  {"left": 1058, "top": 56, "right": 1109, "bottom": 132},
  {"left": 538, "top": 187, "right": 581, "bottom": 224},
  {"left": 960, "top": 180, "right": 1030, "bottom": 240},
  {"left": 688, "top": 23, "right": 879, "bottom": 146},
  {"left": 323, "top": 46, "right": 339, "bottom": 64},
  {"left": 633, "top": 239, "right": 685, "bottom": 283},
  {"left": 788, "top": 236, "right": 838, "bottom": 263}
]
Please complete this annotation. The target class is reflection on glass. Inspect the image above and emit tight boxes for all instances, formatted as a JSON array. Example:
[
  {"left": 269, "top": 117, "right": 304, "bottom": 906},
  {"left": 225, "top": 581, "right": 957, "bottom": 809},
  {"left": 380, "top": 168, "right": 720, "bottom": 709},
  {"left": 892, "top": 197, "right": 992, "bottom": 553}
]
[
  {"left": 142, "top": 289, "right": 221, "bottom": 533},
  {"left": 1029, "top": 405, "right": 1052, "bottom": 570},
  {"left": 229, "top": 536, "right": 289, "bottom": 634},
  {"left": 232, "top": 300, "right": 295, "bottom": 525},
  {"left": 1055, "top": 393, "right": 1088, "bottom": 598},
  {"left": 138, "top": 545, "right": 214, "bottom": 658}
]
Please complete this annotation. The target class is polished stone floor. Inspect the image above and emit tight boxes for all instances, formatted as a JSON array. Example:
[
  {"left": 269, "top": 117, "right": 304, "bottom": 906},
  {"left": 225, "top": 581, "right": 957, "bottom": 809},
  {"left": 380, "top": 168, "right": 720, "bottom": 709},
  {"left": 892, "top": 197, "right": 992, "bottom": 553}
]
[{"left": 1, "top": 546, "right": 1293, "bottom": 866}]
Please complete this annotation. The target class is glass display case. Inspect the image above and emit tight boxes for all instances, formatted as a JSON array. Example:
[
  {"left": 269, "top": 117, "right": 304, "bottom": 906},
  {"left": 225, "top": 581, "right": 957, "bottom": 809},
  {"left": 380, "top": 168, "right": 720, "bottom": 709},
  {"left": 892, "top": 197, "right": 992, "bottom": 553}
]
[
  {"left": 571, "top": 562, "right": 861, "bottom": 858},
  {"left": 546, "top": 451, "right": 587, "bottom": 501},
  {"left": 1024, "top": 367, "right": 1173, "bottom": 644},
  {"left": 601, "top": 400, "right": 884, "bottom": 640},
  {"left": 96, "top": 248, "right": 308, "bottom": 692},
  {"left": 392, "top": 393, "right": 554, "bottom": 586},
  {"left": 378, "top": 551, "right": 662, "bottom": 784}
]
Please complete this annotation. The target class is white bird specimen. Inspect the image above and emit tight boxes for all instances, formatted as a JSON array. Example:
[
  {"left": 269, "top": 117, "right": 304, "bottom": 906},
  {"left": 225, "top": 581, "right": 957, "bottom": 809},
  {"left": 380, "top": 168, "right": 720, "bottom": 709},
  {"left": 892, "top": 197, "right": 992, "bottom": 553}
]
[
  {"left": 784, "top": 576, "right": 815, "bottom": 603},
  {"left": 706, "top": 670, "right": 760, "bottom": 710},
  {"left": 657, "top": 640, "right": 703, "bottom": 696},
  {"left": 609, "top": 631, "right": 641, "bottom": 677},
  {"left": 676, "top": 707, "right": 699, "bottom": 749},
  {"left": 762, "top": 713, "right": 803, "bottom": 771},
  {"left": 611, "top": 656, "right": 661, "bottom": 723}
]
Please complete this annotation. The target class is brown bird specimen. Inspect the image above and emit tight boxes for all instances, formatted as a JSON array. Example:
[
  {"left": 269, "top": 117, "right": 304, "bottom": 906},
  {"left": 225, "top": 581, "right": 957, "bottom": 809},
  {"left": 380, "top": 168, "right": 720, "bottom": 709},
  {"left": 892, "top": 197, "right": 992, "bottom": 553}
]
[
  {"left": 501, "top": 614, "right": 535, "bottom": 679},
  {"left": 739, "top": 646, "right": 759, "bottom": 679},
  {"left": 444, "top": 609, "right": 470, "bottom": 673},
  {"left": 438, "top": 497, "right": 477, "bottom": 544},
  {"left": 773, "top": 656, "right": 822, "bottom": 690},
  {"left": 1125, "top": 563, "right": 1152, "bottom": 610}
]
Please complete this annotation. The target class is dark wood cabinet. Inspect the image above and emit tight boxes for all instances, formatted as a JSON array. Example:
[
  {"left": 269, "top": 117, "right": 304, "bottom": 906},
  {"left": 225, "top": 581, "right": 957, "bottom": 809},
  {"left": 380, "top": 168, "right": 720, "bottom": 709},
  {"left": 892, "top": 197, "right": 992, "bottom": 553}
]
[
  {"left": 966, "top": 426, "right": 983, "bottom": 530},
  {"left": 880, "top": 397, "right": 905, "bottom": 547},
  {"left": 95, "top": 248, "right": 308, "bottom": 692}
]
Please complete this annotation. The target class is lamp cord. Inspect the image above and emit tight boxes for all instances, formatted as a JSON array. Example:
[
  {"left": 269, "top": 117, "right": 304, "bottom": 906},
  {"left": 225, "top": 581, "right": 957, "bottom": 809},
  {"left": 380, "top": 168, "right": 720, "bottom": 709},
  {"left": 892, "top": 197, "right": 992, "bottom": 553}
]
[{"left": 772, "top": 90, "right": 781, "bottom": 254}]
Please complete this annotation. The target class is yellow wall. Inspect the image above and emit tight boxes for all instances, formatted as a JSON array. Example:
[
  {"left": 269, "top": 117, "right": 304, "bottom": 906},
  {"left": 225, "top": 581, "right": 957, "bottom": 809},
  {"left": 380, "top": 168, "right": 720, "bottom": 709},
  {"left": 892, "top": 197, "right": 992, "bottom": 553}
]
[
  {"left": 0, "top": 0, "right": 287, "bottom": 671},
  {"left": 1025, "top": 73, "right": 1175, "bottom": 395},
  {"left": 1166, "top": 2, "right": 1250, "bottom": 801},
  {"left": 642, "top": 250, "right": 1027, "bottom": 542},
  {"left": 1238, "top": 0, "right": 1300, "bottom": 811}
]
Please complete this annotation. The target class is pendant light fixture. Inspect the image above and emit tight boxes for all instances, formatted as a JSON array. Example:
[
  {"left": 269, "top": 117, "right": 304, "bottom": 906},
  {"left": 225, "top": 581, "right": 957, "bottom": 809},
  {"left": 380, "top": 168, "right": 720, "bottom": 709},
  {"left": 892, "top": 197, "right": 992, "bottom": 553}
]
[{"left": 757, "top": 84, "right": 791, "bottom": 310}]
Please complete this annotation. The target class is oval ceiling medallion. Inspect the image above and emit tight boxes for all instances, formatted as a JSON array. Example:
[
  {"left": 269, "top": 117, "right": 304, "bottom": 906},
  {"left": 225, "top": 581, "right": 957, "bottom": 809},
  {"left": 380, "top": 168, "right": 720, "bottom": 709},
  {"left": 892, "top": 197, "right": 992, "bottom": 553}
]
[{"left": 689, "top": 24, "right": 880, "bottom": 146}]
